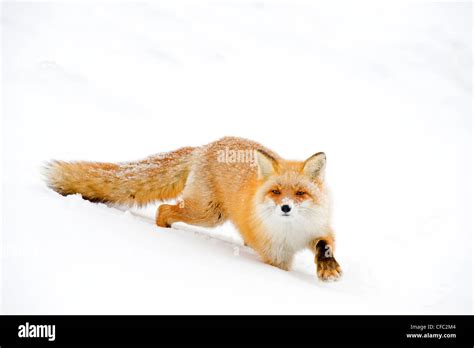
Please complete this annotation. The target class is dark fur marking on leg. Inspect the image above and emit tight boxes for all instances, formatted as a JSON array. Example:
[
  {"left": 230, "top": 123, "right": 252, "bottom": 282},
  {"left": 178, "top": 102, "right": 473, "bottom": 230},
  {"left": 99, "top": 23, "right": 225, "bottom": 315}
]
[
  {"left": 315, "top": 240, "right": 341, "bottom": 280},
  {"left": 315, "top": 240, "right": 333, "bottom": 261}
]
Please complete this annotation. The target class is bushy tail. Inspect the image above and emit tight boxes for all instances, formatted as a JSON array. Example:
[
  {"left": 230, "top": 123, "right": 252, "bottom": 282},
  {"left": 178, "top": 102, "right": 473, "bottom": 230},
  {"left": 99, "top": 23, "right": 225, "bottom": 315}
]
[{"left": 43, "top": 146, "right": 196, "bottom": 206}]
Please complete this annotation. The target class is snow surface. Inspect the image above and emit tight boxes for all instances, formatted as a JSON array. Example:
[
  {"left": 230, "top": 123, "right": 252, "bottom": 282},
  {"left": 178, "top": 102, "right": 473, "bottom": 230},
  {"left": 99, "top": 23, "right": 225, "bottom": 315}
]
[{"left": 1, "top": 1, "right": 472, "bottom": 314}]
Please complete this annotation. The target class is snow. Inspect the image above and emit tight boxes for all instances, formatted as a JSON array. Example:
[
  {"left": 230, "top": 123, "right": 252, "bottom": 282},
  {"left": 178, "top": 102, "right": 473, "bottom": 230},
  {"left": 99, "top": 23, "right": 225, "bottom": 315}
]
[{"left": 1, "top": 1, "right": 472, "bottom": 314}]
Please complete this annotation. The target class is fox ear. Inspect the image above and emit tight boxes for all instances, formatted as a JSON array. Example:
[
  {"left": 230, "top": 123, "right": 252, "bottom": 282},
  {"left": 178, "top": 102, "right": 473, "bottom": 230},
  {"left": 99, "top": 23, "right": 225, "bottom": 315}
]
[
  {"left": 303, "top": 152, "right": 326, "bottom": 181},
  {"left": 255, "top": 150, "right": 278, "bottom": 179}
]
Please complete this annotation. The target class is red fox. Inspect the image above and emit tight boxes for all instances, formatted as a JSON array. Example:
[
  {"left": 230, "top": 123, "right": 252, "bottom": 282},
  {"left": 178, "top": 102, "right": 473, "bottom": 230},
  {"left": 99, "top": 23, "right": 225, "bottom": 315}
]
[{"left": 45, "top": 137, "right": 341, "bottom": 280}]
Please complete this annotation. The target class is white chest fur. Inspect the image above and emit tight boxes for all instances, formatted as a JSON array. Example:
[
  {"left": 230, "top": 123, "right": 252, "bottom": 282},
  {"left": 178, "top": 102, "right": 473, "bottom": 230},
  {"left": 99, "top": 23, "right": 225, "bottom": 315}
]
[{"left": 255, "top": 198, "right": 330, "bottom": 264}]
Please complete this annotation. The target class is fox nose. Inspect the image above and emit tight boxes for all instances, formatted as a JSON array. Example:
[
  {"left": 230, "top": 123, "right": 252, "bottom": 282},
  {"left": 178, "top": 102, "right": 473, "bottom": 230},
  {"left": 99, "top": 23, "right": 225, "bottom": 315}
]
[{"left": 281, "top": 205, "right": 291, "bottom": 213}]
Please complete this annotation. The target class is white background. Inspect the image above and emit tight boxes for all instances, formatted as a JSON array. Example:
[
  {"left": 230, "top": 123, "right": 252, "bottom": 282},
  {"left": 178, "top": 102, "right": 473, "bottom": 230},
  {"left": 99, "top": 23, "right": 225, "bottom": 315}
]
[{"left": 1, "top": 1, "right": 472, "bottom": 314}]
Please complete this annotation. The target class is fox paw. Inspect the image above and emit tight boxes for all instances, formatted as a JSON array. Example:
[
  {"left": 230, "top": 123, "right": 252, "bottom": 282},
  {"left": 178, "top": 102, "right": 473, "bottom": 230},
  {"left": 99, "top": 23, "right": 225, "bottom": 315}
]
[
  {"left": 156, "top": 205, "right": 173, "bottom": 228},
  {"left": 156, "top": 214, "right": 171, "bottom": 228},
  {"left": 317, "top": 258, "right": 342, "bottom": 281}
]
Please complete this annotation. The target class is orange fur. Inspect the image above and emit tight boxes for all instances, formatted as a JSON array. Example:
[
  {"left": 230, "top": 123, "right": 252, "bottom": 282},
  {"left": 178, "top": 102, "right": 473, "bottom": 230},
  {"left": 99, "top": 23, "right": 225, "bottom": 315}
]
[
  {"left": 44, "top": 146, "right": 195, "bottom": 206},
  {"left": 45, "top": 137, "right": 341, "bottom": 280}
]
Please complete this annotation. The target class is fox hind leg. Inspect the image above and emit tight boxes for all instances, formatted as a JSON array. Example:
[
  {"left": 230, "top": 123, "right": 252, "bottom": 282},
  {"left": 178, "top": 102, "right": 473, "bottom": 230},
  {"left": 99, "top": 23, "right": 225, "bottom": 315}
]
[{"left": 156, "top": 198, "right": 225, "bottom": 228}]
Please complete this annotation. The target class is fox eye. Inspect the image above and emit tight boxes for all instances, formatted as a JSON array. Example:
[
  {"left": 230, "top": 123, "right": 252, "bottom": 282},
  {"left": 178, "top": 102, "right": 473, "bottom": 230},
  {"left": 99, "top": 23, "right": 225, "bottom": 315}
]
[
  {"left": 271, "top": 189, "right": 281, "bottom": 195},
  {"left": 296, "top": 191, "right": 306, "bottom": 196}
]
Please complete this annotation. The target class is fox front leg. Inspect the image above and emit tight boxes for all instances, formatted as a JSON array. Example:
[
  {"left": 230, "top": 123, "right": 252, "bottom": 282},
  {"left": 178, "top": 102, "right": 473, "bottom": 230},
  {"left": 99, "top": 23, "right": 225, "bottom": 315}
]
[{"left": 310, "top": 237, "right": 342, "bottom": 281}]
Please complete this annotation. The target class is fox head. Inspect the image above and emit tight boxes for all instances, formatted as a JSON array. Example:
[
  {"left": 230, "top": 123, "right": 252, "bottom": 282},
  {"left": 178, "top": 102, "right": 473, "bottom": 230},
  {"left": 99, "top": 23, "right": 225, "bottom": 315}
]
[{"left": 253, "top": 150, "right": 329, "bottom": 227}]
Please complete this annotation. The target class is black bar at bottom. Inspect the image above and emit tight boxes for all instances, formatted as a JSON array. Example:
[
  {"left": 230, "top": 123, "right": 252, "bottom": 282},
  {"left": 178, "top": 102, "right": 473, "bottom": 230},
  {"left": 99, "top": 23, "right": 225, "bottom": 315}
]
[{"left": 0, "top": 315, "right": 472, "bottom": 346}]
